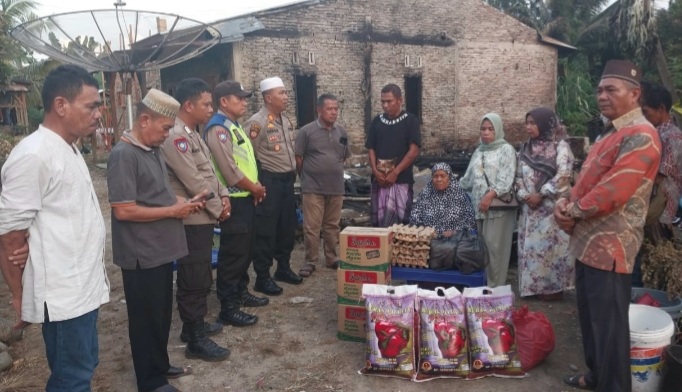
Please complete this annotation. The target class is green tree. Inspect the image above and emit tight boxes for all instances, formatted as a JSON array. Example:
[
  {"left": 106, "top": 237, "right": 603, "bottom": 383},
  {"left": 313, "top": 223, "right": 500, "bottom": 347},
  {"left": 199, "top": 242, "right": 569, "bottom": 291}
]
[
  {"left": 486, "top": 0, "right": 550, "bottom": 29},
  {"left": 0, "top": 0, "right": 38, "bottom": 84},
  {"left": 657, "top": 0, "right": 682, "bottom": 91}
]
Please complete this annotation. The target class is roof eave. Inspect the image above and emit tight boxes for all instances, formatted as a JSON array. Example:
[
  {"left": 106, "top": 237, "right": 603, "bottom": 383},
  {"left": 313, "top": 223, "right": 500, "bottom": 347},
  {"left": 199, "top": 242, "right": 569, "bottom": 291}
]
[{"left": 537, "top": 32, "right": 577, "bottom": 51}]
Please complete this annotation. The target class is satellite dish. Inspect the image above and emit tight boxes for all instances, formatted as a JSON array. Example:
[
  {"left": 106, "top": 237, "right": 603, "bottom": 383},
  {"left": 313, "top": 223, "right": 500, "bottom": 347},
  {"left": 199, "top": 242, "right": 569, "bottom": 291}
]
[
  {"left": 10, "top": 6, "right": 221, "bottom": 72},
  {"left": 10, "top": 3, "right": 222, "bottom": 129}
]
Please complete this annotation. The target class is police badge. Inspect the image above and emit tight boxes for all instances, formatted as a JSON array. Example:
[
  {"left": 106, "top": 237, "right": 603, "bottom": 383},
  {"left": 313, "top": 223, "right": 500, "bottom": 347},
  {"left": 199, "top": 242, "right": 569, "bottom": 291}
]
[
  {"left": 174, "top": 137, "right": 189, "bottom": 153},
  {"left": 217, "top": 130, "right": 228, "bottom": 143}
]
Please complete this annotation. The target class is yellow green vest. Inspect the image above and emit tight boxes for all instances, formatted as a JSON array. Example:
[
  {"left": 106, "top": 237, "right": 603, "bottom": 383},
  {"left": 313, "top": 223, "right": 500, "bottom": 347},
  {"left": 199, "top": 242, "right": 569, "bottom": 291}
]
[{"left": 206, "top": 116, "right": 258, "bottom": 198}]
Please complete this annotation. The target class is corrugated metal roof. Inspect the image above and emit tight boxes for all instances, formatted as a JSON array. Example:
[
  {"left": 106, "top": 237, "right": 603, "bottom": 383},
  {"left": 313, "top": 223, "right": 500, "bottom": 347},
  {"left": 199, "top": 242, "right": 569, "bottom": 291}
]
[{"left": 209, "top": 16, "right": 264, "bottom": 43}]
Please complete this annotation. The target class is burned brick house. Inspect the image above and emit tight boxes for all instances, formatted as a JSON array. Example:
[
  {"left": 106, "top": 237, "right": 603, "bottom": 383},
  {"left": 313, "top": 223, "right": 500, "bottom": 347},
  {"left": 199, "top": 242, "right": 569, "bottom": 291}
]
[{"left": 160, "top": 0, "right": 571, "bottom": 159}]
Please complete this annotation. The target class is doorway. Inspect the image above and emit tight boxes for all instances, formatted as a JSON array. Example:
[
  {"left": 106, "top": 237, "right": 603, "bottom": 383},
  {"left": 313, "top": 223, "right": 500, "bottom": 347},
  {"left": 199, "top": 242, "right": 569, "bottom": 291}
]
[
  {"left": 404, "top": 75, "right": 423, "bottom": 121},
  {"left": 295, "top": 74, "right": 317, "bottom": 127}
]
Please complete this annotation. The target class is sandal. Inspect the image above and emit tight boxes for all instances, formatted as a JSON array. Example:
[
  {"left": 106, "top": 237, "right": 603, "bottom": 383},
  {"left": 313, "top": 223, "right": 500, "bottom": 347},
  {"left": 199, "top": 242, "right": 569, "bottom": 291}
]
[
  {"left": 298, "top": 263, "right": 316, "bottom": 278},
  {"left": 563, "top": 374, "right": 596, "bottom": 390},
  {"left": 166, "top": 365, "right": 193, "bottom": 379},
  {"left": 326, "top": 260, "right": 340, "bottom": 270}
]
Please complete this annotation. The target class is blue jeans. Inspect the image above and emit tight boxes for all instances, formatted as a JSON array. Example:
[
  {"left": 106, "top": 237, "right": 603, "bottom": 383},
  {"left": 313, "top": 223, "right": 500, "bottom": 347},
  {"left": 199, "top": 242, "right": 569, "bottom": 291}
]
[{"left": 42, "top": 306, "right": 100, "bottom": 392}]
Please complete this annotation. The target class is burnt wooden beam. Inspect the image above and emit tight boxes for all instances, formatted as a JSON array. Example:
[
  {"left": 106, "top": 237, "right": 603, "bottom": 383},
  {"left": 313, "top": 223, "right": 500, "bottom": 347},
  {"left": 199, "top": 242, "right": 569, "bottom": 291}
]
[{"left": 348, "top": 29, "right": 454, "bottom": 47}]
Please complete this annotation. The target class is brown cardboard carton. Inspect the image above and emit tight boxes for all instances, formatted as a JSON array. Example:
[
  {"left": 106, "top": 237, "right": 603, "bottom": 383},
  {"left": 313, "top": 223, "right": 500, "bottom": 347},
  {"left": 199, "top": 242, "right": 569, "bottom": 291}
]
[
  {"left": 337, "top": 303, "right": 367, "bottom": 342},
  {"left": 339, "top": 226, "right": 392, "bottom": 267},
  {"left": 337, "top": 266, "right": 391, "bottom": 303}
]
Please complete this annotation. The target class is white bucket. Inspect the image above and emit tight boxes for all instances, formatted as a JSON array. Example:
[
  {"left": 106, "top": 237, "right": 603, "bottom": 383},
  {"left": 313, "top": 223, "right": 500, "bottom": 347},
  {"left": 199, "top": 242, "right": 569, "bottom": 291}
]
[{"left": 629, "top": 304, "right": 675, "bottom": 392}]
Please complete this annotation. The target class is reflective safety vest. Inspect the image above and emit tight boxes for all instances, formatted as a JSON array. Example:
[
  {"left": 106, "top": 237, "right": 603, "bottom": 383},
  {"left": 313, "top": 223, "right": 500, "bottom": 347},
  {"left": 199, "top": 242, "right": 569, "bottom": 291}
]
[{"left": 204, "top": 112, "right": 258, "bottom": 198}]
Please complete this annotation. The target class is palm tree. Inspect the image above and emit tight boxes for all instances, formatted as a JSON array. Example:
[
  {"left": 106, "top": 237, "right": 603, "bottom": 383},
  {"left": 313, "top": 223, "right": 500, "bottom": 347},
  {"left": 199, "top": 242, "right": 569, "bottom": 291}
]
[
  {"left": 608, "top": 0, "right": 680, "bottom": 114},
  {"left": 0, "top": 0, "right": 39, "bottom": 85}
]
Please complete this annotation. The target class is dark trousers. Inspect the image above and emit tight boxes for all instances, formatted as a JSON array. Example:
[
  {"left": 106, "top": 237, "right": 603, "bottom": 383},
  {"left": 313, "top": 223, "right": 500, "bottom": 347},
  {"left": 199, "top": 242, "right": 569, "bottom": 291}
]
[
  {"left": 42, "top": 306, "right": 99, "bottom": 392},
  {"left": 121, "top": 263, "right": 173, "bottom": 392},
  {"left": 576, "top": 261, "right": 632, "bottom": 392},
  {"left": 253, "top": 170, "right": 297, "bottom": 279},
  {"left": 217, "top": 196, "right": 255, "bottom": 300},
  {"left": 177, "top": 224, "right": 214, "bottom": 323}
]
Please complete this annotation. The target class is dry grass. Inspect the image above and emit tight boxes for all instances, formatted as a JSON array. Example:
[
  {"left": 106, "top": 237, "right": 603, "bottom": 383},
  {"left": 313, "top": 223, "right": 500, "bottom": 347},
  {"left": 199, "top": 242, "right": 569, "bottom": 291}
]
[
  {"left": 0, "top": 355, "right": 43, "bottom": 391},
  {"left": 641, "top": 239, "right": 682, "bottom": 299}
]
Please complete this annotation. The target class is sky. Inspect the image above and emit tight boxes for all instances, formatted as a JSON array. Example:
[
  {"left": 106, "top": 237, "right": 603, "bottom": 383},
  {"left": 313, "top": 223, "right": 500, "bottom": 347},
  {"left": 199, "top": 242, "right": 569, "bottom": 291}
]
[
  {"left": 36, "top": 0, "right": 670, "bottom": 22},
  {"left": 37, "top": 0, "right": 303, "bottom": 22}
]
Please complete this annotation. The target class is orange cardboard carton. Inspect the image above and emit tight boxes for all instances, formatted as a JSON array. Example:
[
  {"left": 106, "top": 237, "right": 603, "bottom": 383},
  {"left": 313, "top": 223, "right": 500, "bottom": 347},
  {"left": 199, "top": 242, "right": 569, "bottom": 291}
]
[
  {"left": 339, "top": 226, "right": 392, "bottom": 268},
  {"left": 337, "top": 303, "right": 367, "bottom": 342},
  {"left": 337, "top": 266, "right": 391, "bottom": 303}
]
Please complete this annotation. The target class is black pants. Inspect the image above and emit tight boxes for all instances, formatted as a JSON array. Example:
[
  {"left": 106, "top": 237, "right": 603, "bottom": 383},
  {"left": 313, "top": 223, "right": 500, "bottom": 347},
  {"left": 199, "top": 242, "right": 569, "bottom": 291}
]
[
  {"left": 253, "top": 170, "right": 297, "bottom": 279},
  {"left": 217, "top": 196, "right": 255, "bottom": 301},
  {"left": 176, "top": 224, "right": 214, "bottom": 323},
  {"left": 121, "top": 262, "right": 173, "bottom": 392},
  {"left": 576, "top": 261, "right": 632, "bottom": 392}
]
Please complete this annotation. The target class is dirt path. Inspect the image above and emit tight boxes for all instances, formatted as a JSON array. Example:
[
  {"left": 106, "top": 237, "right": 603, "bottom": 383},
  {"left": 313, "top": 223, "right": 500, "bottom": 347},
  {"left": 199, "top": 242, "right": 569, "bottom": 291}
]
[{"left": 1, "top": 166, "right": 585, "bottom": 392}]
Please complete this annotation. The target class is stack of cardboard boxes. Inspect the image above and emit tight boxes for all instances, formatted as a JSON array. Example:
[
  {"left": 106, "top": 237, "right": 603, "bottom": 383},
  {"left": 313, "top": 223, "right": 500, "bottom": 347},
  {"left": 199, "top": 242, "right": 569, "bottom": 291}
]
[{"left": 337, "top": 227, "right": 392, "bottom": 342}]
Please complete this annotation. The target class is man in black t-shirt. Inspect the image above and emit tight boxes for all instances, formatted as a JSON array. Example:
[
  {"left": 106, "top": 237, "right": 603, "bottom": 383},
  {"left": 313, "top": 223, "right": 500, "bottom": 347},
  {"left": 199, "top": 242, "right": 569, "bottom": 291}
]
[{"left": 365, "top": 84, "right": 421, "bottom": 226}]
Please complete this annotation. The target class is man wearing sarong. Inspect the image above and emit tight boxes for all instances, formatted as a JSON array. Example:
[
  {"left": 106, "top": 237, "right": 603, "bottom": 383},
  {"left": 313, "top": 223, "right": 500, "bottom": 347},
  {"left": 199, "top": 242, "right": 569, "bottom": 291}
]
[{"left": 365, "top": 84, "right": 421, "bottom": 227}]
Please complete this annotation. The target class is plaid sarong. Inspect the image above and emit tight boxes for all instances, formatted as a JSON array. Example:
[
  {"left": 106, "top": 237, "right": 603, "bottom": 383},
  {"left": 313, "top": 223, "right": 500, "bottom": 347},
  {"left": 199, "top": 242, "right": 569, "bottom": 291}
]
[{"left": 370, "top": 182, "right": 413, "bottom": 227}]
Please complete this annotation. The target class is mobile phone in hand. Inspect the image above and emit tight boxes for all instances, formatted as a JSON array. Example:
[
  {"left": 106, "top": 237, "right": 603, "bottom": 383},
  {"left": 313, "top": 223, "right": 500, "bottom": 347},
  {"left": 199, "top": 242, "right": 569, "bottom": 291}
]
[{"left": 193, "top": 192, "right": 215, "bottom": 203}]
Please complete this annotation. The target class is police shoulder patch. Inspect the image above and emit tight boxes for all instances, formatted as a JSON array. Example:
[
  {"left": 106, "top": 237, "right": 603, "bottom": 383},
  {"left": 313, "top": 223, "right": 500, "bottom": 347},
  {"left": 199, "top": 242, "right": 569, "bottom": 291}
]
[
  {"left": 216, "top": 129, "right": 229, "bottom": 143},
  {"left": 249, "top": 123, "right": 261, "bottom": 140},
  {"left": 174, "top": 137, "right": 189, "bottom": 153}
]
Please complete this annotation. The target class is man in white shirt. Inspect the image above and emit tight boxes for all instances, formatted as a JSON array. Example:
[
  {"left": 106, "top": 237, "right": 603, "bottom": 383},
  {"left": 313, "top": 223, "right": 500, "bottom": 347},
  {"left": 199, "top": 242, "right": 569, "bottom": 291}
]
[{"left": 0, "top": 64, "right": 109, "bottom": 392}]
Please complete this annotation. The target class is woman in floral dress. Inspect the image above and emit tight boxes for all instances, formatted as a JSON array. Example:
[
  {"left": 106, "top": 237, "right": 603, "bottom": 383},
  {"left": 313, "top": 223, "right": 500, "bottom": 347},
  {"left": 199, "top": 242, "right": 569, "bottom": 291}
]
[
  {"left": 515, "top": 107, "right": 575, "bottom": 299},
  {"left": 460, "top": 113, "right": 517, "bottom": 287}
]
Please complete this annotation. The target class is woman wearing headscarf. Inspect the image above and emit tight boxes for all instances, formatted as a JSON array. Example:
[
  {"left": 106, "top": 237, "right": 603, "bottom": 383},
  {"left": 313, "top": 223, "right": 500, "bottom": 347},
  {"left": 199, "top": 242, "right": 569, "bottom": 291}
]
[
  {"left": 411, "top": 163, "right": 481, "bottom": 271},
  {"left": 460, "top": 113, "right": 517, "bottom": 287},
  {"left": 515, "top": 107, "right": 574, "bottom": 300},
  {"left": 410, "top": 163, "right": 477, "bottom": 238}
]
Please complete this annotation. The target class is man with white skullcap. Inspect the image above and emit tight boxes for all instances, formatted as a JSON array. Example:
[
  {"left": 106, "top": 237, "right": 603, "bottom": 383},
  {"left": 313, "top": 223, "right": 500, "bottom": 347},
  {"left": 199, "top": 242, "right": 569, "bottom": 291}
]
[
  {"left": 243, "top": 77, "right": 303, "bottom": 296},
  {"left": 0, "top": 64, "right": 108, "bottom": 391},
  {"left": 108, "top": 89, "right": 206, "bottom": 391}
]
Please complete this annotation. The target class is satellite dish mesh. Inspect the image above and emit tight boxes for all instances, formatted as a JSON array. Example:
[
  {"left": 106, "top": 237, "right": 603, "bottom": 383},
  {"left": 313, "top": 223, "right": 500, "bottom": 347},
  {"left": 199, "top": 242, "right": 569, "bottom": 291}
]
[{"left": 10, "top": 9, "right": 222, "bottom": 72}]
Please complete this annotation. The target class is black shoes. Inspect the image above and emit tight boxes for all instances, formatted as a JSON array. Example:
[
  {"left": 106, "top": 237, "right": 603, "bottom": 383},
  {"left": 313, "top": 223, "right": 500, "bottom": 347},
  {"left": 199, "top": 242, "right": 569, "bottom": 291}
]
[
  {"left": 274, "top": 268, "right": 303, "bottom": 285},
  {"left": 240, "top": 290, "right": 269, "bottom": 307},
  {"left": 180, "top": 321, "right": 223, "bottom": 343},
  {"left": 254, "top": 278, "right": 284, "bottom": 296},
  {"left": 183, "top": 320, "right": 230, "bottom": 362},
  {"left": 217, "top": 309, "right": 258, "bottom": 327}
]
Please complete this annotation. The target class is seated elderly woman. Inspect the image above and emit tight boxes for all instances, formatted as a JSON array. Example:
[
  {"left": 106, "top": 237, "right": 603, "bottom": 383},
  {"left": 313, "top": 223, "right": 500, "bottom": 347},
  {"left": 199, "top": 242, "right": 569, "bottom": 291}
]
[{"left": 410, "top": 163, "right": 482, "bottom": 272}]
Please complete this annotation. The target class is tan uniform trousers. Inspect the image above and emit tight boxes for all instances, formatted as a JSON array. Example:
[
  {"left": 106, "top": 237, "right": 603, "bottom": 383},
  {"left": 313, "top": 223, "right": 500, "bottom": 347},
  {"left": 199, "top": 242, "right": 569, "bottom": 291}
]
[
  {"left": 477, "top": 209, "right": 517, "bottom": 287},
  {"left": 302, "top": 193, "right": 344, "bottom": 266}
]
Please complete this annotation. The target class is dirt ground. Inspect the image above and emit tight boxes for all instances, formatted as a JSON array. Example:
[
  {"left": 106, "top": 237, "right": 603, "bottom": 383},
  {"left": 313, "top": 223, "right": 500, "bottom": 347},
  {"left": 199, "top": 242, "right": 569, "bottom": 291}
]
[{"left": 0, "top": 166, "right": 586, "bottom": 392}]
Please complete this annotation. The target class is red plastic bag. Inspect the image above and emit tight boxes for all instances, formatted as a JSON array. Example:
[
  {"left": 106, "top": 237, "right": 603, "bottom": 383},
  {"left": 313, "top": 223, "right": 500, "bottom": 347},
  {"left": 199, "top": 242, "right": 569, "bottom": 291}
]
[{"left": 512, "top": 305, "right": 555, "bottom": 371}]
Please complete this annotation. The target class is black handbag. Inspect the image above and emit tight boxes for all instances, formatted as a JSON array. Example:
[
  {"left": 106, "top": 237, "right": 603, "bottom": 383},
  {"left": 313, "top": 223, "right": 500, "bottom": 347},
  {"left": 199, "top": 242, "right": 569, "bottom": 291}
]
[
  {"left": 452, "top": 230, "right": 488, "bottom": 274},
  {"left": 427, "top": 231, "right": 488, "bottom": 274}
]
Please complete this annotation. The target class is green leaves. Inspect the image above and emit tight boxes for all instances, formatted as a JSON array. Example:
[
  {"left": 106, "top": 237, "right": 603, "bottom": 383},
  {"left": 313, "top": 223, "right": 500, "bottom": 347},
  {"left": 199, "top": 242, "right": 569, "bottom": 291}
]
[{"left": 556, "top": 58, "right": 599, "bottom": 136}]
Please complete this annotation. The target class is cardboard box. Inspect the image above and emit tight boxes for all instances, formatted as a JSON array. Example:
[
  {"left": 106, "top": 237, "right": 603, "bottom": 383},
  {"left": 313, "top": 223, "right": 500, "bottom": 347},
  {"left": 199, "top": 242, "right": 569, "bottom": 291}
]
[
  {"left": 339, "top": 226, "right": 392, "bottom": 267},
  {"left": 337, "top": 303, "right": 367, "bottom": 342},
  {"left": 337, "top": 266, "right": 391, "bottom": 303}
]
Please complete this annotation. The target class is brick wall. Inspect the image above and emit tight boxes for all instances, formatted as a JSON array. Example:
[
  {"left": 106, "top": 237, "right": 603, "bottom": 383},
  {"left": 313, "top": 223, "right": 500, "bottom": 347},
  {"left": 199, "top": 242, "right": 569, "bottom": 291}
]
[{"left": 236, "top": 0, "right": 558, "bottom": 159}]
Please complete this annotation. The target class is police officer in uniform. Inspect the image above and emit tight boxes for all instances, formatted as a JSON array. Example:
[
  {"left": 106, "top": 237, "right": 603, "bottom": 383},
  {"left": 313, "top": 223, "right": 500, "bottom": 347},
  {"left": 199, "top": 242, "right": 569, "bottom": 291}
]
[
  {"left": 244, "top": 77, "right": 303, "bottom": 295},
  {"left": 160, "top": 78, "right": 230, "bottom": 362},
  {"left": 204, "top": 80, "right": 269, "bottom": 327}
]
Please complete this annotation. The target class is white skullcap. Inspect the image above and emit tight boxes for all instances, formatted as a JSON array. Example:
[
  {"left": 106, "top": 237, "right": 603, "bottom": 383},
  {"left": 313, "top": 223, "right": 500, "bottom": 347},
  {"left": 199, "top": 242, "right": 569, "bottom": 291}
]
[
  {"left": 141, "top": 89, "right": 180, "bottom": 119},
  {"left": 260, "top": 77, "right": 285, "bottom": 92}
]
